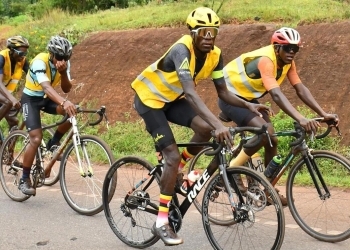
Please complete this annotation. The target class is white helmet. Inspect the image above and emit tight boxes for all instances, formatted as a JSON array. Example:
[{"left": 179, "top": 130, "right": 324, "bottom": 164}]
[{"left": 271, "top": 27, "right": 301, "bottom": 45}]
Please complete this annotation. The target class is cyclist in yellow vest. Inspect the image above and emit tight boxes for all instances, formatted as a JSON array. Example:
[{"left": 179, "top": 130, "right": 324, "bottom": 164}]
[
  {"left": 219, "top": 27, "right": 339, "bottom": 205},
  {"left": 19, "top": 36, "right": 76, "bottom": 196},
  {"left": 131, "top": 7, "right": 272, "bottom": 245},
  {"left": 0, "top": 36, "right": 29, "bottom": 130}
]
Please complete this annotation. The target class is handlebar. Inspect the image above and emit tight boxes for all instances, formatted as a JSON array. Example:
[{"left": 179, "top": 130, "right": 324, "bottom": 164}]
[
  {"left": 205, "top": 124, "right": 268, "bottom": 156},
  {"left": 42, "top": 105, "right": 108, "bottom": 130},
  {"left": 280, "top": 117, "right": 341, "bottom": 147}
]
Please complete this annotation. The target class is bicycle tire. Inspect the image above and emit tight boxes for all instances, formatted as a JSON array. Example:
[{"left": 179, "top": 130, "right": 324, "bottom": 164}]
[
  {"left": 202, "top": 167, "right": 285, "bottom": 250},
  {"left": 287, "top": 150, "right": 350, "bottom": 242},
  {"left": 0, "top": 130, "right": 30, "bottom": 202},
  {"left": 41, "top": 124, "right": 59, "bottom": 186},
  {"left": 102, "top": 156, "right": 161, "bottom": 248},
  {"left": 59, "top": 135, "right": 115, "bottom": 216}
]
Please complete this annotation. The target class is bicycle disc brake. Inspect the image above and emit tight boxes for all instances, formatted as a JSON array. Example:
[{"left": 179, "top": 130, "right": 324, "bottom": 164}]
[
  {"left": 246, "top": 185, "right": 267, "bottom": 211},
  {"left": 168, "top": 204, "right": 182, "bottom": 233},
  {"left": 236, "top": 204, "right": 255, "bottom": 228}
]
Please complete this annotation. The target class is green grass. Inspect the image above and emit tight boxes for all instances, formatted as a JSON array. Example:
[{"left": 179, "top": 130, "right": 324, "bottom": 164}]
[{"left": 1, "top": 0, "right": 350, "bottom": 58}]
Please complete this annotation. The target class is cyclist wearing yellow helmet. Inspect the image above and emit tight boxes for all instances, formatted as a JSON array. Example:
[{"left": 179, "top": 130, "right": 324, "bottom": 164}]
[
  {"left": 0, "top": 35, "right": 30, "bottom": 130},
  {"left": 131, "top": 7, "right": 271, "bottom": 245},
  {"left": 219, "top": 27, "right": 339, "bottom": 205}
]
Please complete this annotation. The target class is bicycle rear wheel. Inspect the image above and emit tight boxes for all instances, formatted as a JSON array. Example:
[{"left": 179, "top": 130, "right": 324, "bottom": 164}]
[
  {"left": 287, "top": 150, "right": 350, "bottom": 242},
  {"left": 202, "top": 167, "right": 285, "bottom": 250},
  {"left": 0, "top": 130, "right": 30, "bottom": 202},
  {"left": 59, "top": 135, "right": 115, "bottom": 216},
  {"left": 102, "top": 156, "right": 160, "bottom": 248}
]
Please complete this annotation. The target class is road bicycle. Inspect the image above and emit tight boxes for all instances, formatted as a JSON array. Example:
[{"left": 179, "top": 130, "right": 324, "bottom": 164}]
[
  {"left": 190, "top": 113, "right": 350, "bottom": 243},
  {"left": 0, "top": 105, "right": 116, "bottom": 216},
  {"left": 0, "top": 109, "right": 57, "bottom": 185},
  {"left": 102, "top": 125, "right": 286, "bottom": 249}
]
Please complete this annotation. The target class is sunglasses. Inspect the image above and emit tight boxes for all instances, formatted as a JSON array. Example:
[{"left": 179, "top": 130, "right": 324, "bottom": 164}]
[
  {"left": 192, "top": 27, "right": 219, "bottom": 38},
  {"left": 281, "top": 44, "right": 300, "bottom": 53},
  {"left": 55, "top": 53, "right": 70, "bottom": 61},
  {"left": 13, "top": 48, "right": 28, "bottom": 57}
]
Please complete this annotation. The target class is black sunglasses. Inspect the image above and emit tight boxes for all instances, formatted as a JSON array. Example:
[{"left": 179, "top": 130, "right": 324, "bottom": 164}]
[
  {"left": 55, "top": 53, "right": 70, "bottom": 61},
  {"left": 13, "top": 48, "right": 28, "bottom": 57},
  {"left": 281, "top": 44, "right": 300, "bottom": 53}
]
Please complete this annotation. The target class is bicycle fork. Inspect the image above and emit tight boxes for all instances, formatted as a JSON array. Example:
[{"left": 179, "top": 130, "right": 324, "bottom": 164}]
[
  {"left": 69, "top": 117, "right": 93, "bottom": 177},
  {"left": 302, "top": 152, "right": 331, "bottom": 200}
]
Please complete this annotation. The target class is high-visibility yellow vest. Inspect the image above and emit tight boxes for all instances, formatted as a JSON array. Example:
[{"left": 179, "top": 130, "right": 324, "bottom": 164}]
[
  {"left": 131, "top": 35, "right": 221, "bottom": 108},
  {"left": 25, "top": 53, "right": 61, "bottom": 92},
  {"left": 223, "top": 45, "right": 291, "bottom": 100},
  {"left": 0, "top": 49, "right": 25, "bottom": 93}
]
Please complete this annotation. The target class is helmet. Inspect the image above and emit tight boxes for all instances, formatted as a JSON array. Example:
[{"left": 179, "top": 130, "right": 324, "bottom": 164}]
[
  {"left": 186, "top": 7, "right": 220, "bottom": 30},
  {"left": 47, "top": 35, "right": 72, "bottom": 57},
  {"left": 271, "top": 27, "right": 301, "bottom": 45},
  {"left": 7, "top": 35, "right": 30, "bottom": 49}
]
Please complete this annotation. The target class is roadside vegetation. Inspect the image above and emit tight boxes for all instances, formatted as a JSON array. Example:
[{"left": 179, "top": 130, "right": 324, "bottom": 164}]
[{"left": 1, "top": 0, "right": 349, "bottom": 185}]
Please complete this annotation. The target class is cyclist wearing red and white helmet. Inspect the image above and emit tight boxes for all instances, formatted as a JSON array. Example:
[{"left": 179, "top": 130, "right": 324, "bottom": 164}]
[
  {"left": 0, "top": 35, "right": 30, "bottom": 129},
  {"left": 218, "top": 27, "right": 339, "bottom": 206},
  {"left": 131, "top": 7, "right": 271, "bottom": 246}
]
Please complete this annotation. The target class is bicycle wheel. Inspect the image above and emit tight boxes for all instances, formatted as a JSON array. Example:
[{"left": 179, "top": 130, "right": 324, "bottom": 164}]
[
  {"left": 59, "top": 135, "right": 115, "bottom": 216},
  {"left": 287, "top": 150, "right": 350, "bottom": 242},
  {"left": 202, "top": 167, "right": 285, "bottom": 250},
  {"left": 103, "top": 156, "right": 161, "bottom": 248},
  {"left": 0, "top": 130, "right": 30, "bottom": 202},
  {"left": 41, "top": 125, "right": 59, "bottom": 186}
]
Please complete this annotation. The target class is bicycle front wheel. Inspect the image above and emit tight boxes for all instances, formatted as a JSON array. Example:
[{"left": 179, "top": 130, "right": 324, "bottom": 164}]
[
  {"left": 102, "top": 156, "right": 160, "bottom": 248},
  {"left": 287, "top": 150, "right": 350, "bottom": 242},
  {"left": 202, "top": 167, "right": 285, "bottom": 250},
  {"left": 59, "top": 135, "right": 115, "bottom": 216},
  {"left": 0, "top": 130, "right": 30, "bottom": 202}
]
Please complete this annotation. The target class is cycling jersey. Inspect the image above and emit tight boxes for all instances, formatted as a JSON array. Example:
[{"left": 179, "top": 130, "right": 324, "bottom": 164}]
[
  {"left": 223, "top": 45, "right": 294, "bottom": 101},
  {"left": 0, "top": 49, "right": 28, "bottom": 93},
  {"left": 23, "top": 53, "right": 71, "bottom": 97},
  {"left": 131, "top": 35, "right": 223, "bottom": 108}
]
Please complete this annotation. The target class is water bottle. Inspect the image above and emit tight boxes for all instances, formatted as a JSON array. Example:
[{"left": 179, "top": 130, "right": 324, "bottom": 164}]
[
  {"left": 264, "top": 155, "right": 282, "bottom": 179},
  {"left": 187, "top": 170, "right": 200, "bottom": 186}
]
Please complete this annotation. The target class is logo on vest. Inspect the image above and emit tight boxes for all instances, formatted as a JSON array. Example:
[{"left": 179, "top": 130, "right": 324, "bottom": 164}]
[{"left": 179, "top": 58, "right": 190, "bottom": 70}]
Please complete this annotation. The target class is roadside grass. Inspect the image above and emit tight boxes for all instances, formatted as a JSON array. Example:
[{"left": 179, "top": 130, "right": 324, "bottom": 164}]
[{"left": 1, "top": 0, "right": 350, "bottom": 59}]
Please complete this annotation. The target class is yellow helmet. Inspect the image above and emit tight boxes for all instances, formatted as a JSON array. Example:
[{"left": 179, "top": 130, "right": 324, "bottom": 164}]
[
  {"left": 186, "top": 7, "right": 220, "bottom": 30},
  {"left": 7, "top": 35, "right": 30, "bottom": 49}
]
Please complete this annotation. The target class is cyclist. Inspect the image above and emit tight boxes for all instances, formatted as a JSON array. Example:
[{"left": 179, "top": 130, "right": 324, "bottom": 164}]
[
  {"left": 218, "top": 27, "right": 339, "bottom": 205},
  {"left": 0, "top": 36, "right": 30, "bottom": 130},
  {"left": 19, "top": 36, "right": 76, "bottom": 195},
  {"left": 131, "top": 7, "right": 271, "bottom": 245}
]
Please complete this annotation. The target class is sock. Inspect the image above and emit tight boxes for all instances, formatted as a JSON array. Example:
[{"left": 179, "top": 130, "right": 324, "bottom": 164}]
[
  {"left": 22, "top": 167, "right": 31, "bottom": 179},
  {"left": 51, "top": 131, "right": 64, "bottom": 145},
  {"left": 178, "top": 148, "right": 194, "bottom": 172},
  {"left": 156, "top": 194, "right": 172, "bottom": 227},
  {"left": 229, "top": 150, "right": 250, "bottom": 167}
]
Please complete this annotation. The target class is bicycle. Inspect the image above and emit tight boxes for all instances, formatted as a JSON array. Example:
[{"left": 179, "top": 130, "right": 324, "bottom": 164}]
[
  {"left": 102, "top": 125, "right": 286, "bottom": 249},
  {"left": 0, "top": 105, "right": 116, "bottom": 216},
  {"left": 190, "top": 113, "right": 350, "bottom": 243}
]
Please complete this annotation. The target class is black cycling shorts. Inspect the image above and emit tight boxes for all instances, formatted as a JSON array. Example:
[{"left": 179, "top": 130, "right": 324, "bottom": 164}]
[
  {"left": 21, "top": 93, "right": 58, "bottom": 131},
  {"left": 218, "top": 97, "right": 270, "bottom": 126},
  {"left": 134, "top": 94, "right": 197, "bottom": 151}
]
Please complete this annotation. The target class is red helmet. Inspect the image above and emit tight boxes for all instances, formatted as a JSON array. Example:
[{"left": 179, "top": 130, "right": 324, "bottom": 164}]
[{"left": 271, "top": 27, "right": 301, "bottom": 45}]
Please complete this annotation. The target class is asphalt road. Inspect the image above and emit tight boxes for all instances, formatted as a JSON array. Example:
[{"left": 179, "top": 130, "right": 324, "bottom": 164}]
[{"left": 0, "top": 183, "right": 349, "bottom": 250}]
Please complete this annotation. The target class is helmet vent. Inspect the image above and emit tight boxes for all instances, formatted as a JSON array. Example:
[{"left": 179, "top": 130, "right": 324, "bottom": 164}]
[{"left": 207, "top": 13, "right": 212, "bottom": 23}]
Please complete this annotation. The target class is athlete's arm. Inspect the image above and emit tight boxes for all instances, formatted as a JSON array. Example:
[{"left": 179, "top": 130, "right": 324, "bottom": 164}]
[
  {"left": 0, "top": 55, "right": 19, "bottom": 107},
  {"left": 55, "top": 60, "right": 72, "bottom": 93}
]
